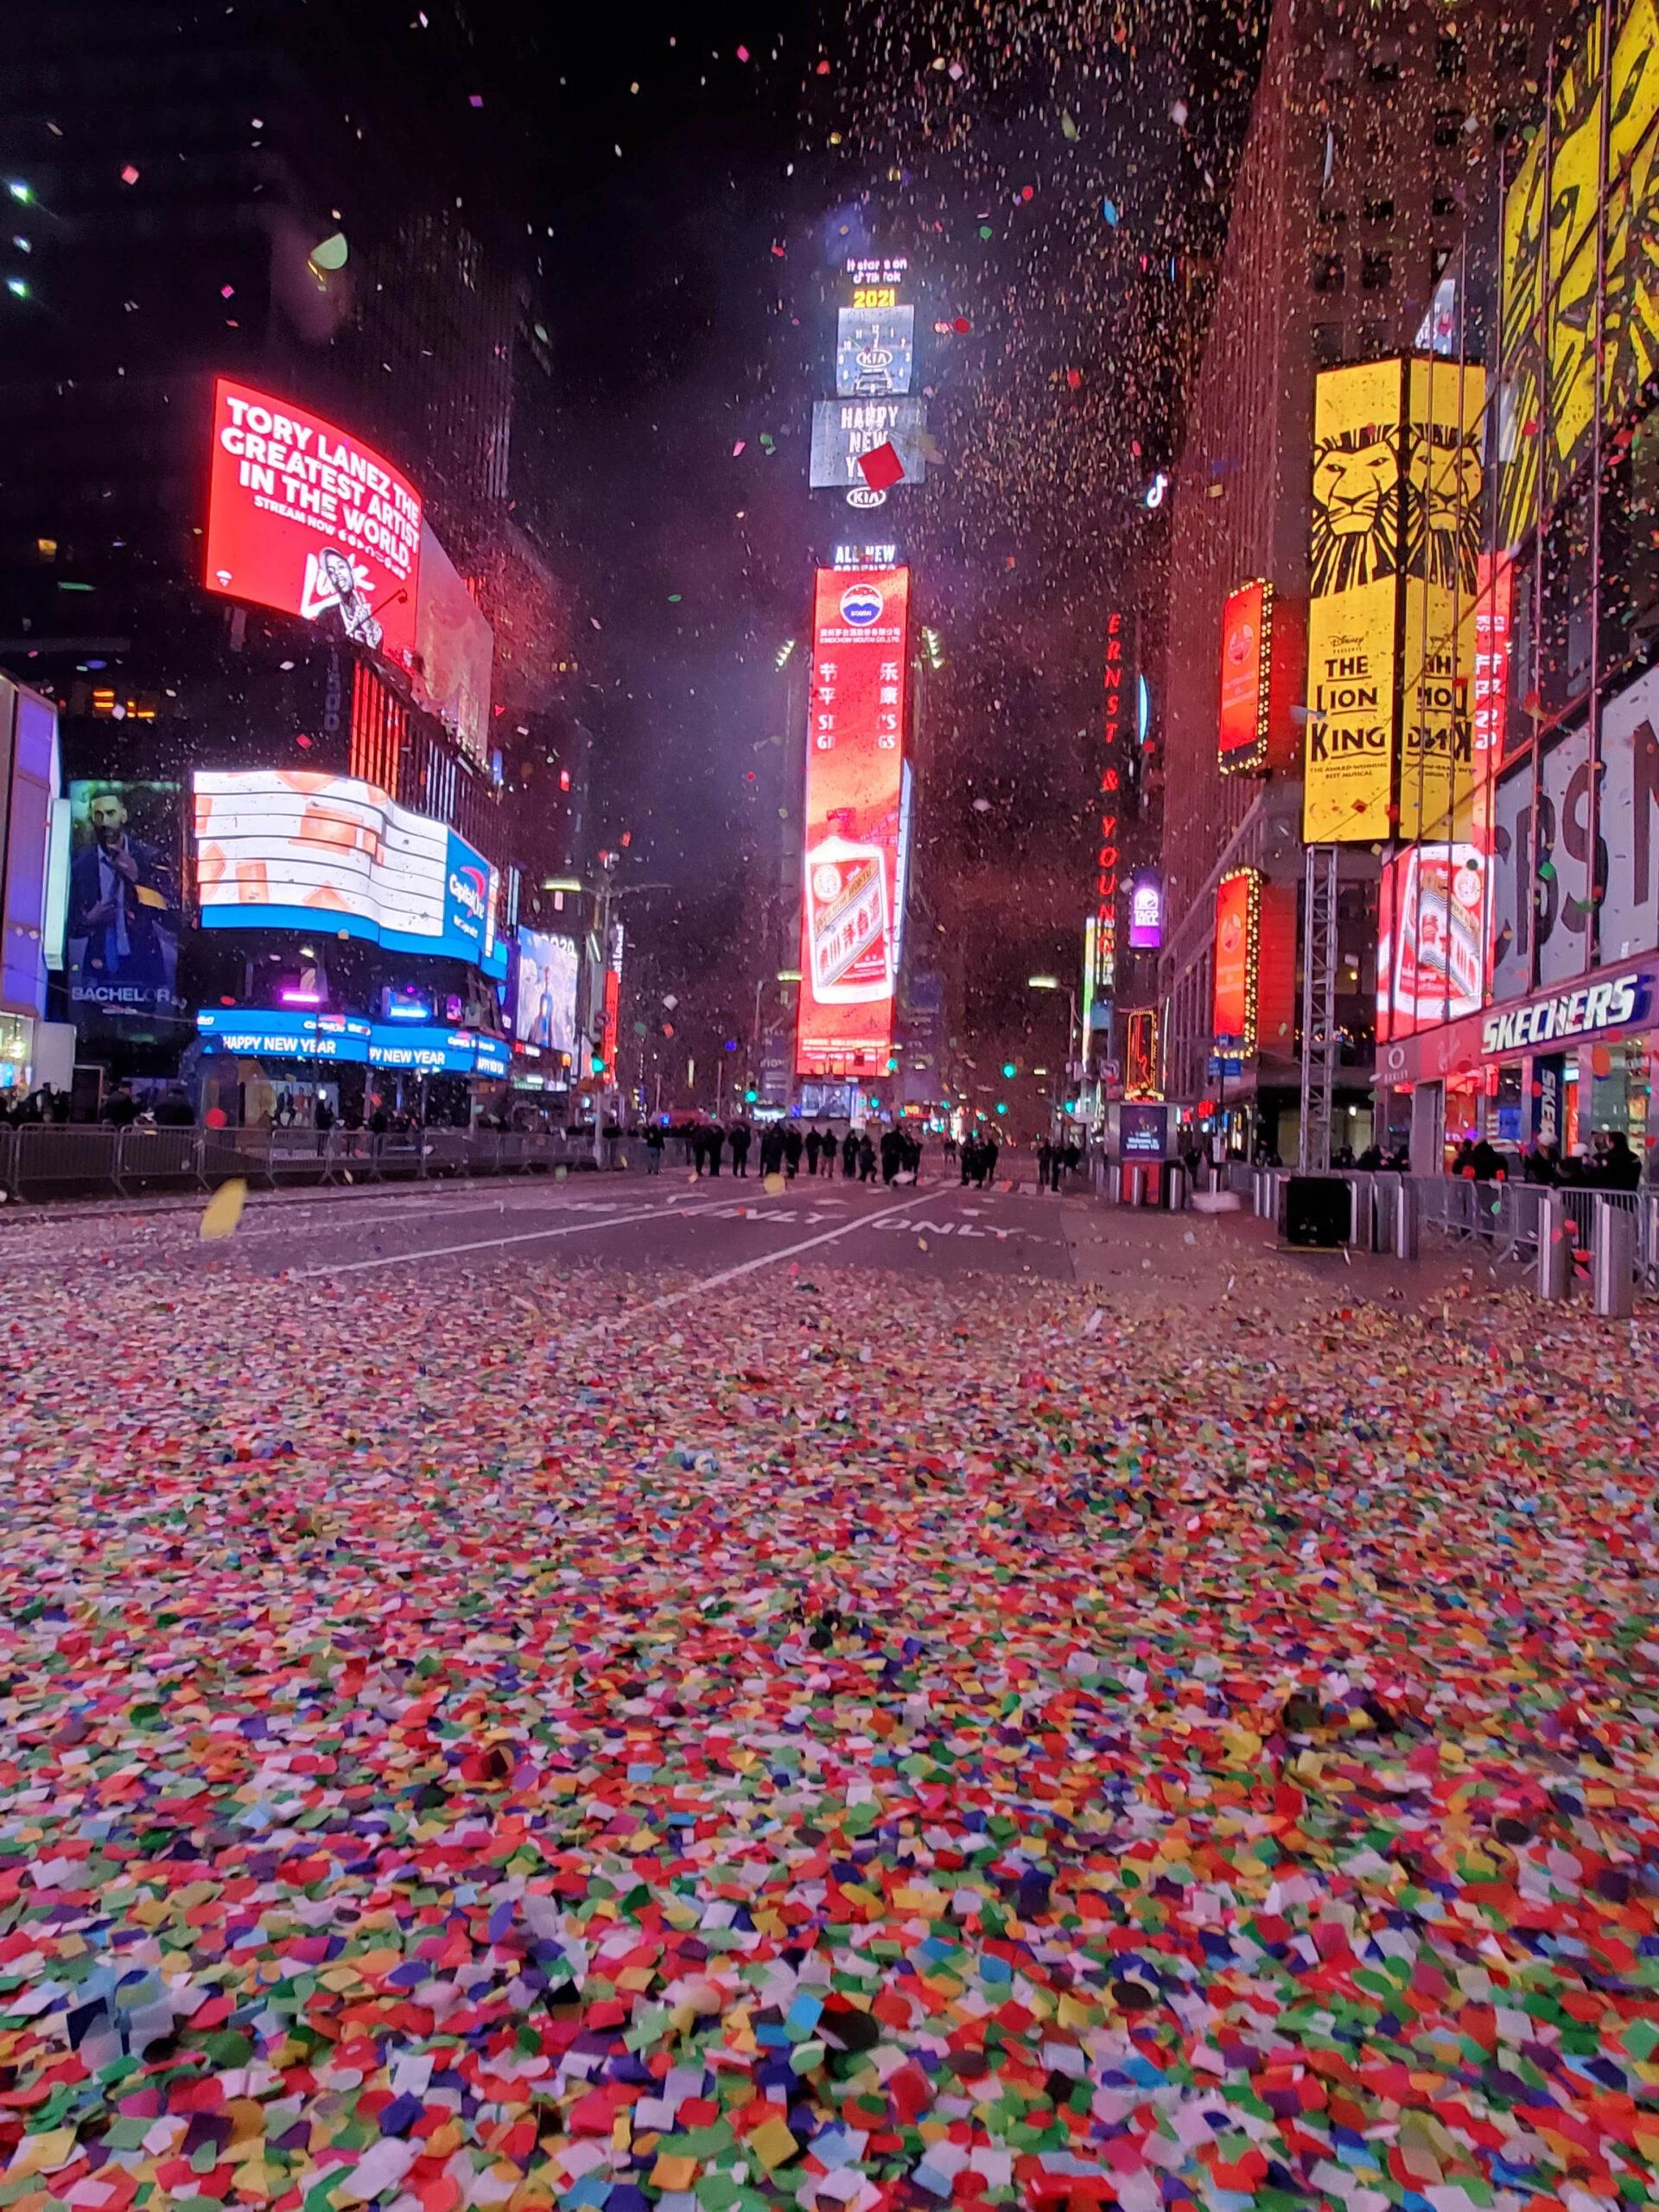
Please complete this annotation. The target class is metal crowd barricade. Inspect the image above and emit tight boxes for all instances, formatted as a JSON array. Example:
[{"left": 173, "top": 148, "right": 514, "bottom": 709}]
[{"left": 11, "top": 1124, "right": 124, "bottom": 1198}]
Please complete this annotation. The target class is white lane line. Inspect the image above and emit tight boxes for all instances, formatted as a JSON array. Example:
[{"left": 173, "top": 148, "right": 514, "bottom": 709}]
[
  {"left": 287, "top": 1195, "right": 735, "bottom": 1280},
  {"left": 649, "top": 1193, "right": 924, "bottom": 1310}
]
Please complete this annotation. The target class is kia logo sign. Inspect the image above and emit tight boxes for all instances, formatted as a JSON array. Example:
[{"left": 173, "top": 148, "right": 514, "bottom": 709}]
[
  {"left": 840, "top": 583, "right": 884, "bottom": 626},
  {"left": 448, "top": 866, "right": 488, "bottom": 921},
  {"left": 846, "top": 486, "right": 888, "bottom": 509}
]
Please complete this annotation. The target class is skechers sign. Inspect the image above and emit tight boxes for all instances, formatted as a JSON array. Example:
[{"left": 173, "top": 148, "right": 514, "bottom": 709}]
[
  {"left": 1480, "top": 971, "right": 1648, "bottom": 1057},
  {"left": 194, "top": 769, "right": 505, "bottom": 977}
]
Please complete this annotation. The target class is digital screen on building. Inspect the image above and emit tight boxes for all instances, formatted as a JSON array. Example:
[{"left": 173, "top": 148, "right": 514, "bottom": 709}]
[
  {"left": 1213, "top": 868, "right": 1262, "bottom": 1050},
  {"left": 836, "top": 306, "right": 915, "bottom": 397},
  {"left": 204, "top": 378, "right": 423, "bottom": 666},
  {"left": 194, "top": 770, "right": 505, "bottom": 977},
  {"left": 412, "top": 522, "right": 493, "bottom": 765},
  {"left": 1302, "top": 358, "right": 1484, "bottom": 844},
  {"left": 809, "top": 399, "right": 927, "bottom": 491},
  {"left": 1376, "top": 843, "right": 1488, "bottom": 1040},
  {"left": 1498, "top": 1, "right": 1659, "bottom": 549},
  {"left": 514, "top": 930, "right": 579, "bottom": 1054},
  {"left": 1218, "top": 580, "right": 1273, "bottom": 772},
  {"left": 66, "top": 780, "right": 187, "bottom": 1027},
  {"left": 1128, "top": 873, "right": 1163, "bottom": 950},
  {"left": 796, "top": 566, "right": 908, "bottom": 1075},
  {"left": 195, "top": 1007, "right": 508, "bottom": 1075}
]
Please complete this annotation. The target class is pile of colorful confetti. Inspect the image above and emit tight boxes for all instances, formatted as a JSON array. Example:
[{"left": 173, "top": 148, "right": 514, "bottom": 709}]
[{"left": 0, "top": 1255, "right": 1655, "bottom": 2212}]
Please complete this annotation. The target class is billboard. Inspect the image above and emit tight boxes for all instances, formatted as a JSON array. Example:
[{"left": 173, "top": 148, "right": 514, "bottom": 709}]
[
  {"left": 1218, "top": 581, "right": 1274, "bottom": 772},
  {"left": 796, "top": 566, "right": 908, "bottom": 1074},
  {"left": 411, "top": 523, "right": 493, "bottom": 765},
  {"left": 204, "top": 378, "right": 423, "bottom": 666},
  {"left": 194, "top": 1008, "right": 509, "bottom": 1076},
  {"left": 1128, "top": 873, "right": 1163, "bottom": 950},
  {"left": 1304, "top": 359, "right": 1407, "bottom": 842},
  {"left": 1376, "top": 843, "right": 1488, "bottom": 1039},
  {"left": 194, "top": 770, "right": 505, "bottom": 977},
  {"left": 1303, "top": 358, "right": 1484, "bottom": 842},
  {"left": 514, "top": 930, "right": 579, "bottom": 1054},
  {"left": 1397, "top": 356, "right": 1486, "bottom": 843},
  {"left": 66, "top": 780, "right": 187, "bottom": 1025},
  {"left": 1497, "top": 0, "right": 1659, "bottom": 548},
  {"left": 1213, "top": 868, "right": 1262, "bottom": 1048},
  {"left": 810, "top": 399, "right": 927, "bottom": 490},
  {"left": 836, "top": 305, "right": 915, "bottom": 397},
  {"left": 0, "top": 681, "right": 59, "bottom": 1019}
]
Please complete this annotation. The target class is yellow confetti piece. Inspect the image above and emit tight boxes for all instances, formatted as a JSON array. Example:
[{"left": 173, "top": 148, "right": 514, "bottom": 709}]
[
  {"left": 762, "top": 1172, "right": 785, "bottom": 1196},
  {"left": 747, "top": 2115, "right": 798, "bottom": 2171},
  {"left": 199, "top": 1177, "right": 247, "bottom": 1242}
]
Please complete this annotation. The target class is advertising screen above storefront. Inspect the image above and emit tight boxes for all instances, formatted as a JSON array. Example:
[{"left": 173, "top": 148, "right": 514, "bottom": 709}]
[
  {"left": 195, "top": 1007, "right": 510, "bottom": 1075},
  {"left": 194, "top": 770, "right": 505, "bottom": 978},
  {"left": 205, "top": 379, "right": 423, "bottom": 666}
]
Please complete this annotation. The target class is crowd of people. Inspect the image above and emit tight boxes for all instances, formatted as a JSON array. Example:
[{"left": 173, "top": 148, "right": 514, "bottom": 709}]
[{"left": 658, "top": 1119, "right": 933, "bottom": 1185}]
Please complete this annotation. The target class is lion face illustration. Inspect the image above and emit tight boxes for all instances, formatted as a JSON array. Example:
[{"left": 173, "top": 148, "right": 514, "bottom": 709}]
[
  {"left": 1311, "top": 427, "right": 1400, "bottom": 595},
  {"left": 1404, "top": 421, "right": 1484, "bottom": 595}
]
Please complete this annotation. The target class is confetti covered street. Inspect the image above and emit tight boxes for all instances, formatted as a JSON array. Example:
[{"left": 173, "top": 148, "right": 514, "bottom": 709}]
[{"left": 0, "top": 1205, "right": 1656, "bottom": 2212}]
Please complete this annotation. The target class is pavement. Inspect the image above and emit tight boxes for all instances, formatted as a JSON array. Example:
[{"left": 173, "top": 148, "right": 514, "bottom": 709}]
[{"left": 0, "top": 1170, "right": 1653, "bottom": 2212}]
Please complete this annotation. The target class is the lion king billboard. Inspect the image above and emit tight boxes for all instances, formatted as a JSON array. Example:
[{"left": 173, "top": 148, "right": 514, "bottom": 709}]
[{"left": 1303, "top": 357, "right": 1485, "bottom": 844}]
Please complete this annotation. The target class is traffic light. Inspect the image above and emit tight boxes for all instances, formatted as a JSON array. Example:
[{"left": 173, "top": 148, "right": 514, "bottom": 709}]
[
  {"left": 743, "top": 1087, "right": 758, "bottom": 1103},
  {"left": 591, "top": 1056, "right": 607, "bottom": 1076},
  {"left": 995, "top": 1101, "right": 1008, "bottom": 1116},
  {"left": 1001, "top": 1061, "right": 1017, "bottom": 1079}
]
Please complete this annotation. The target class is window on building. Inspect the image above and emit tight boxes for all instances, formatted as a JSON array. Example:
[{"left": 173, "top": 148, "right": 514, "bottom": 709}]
[
  {"left": 1313, "top": 321, "right": 1346, "bottom": 365},
  {"left": 1361, "top": 249, "right": 1392, "bottom": 289},
  {"left": 1433, "top": 189, "right": 1459, "bottom": 218},
  {"left": 1363, "top": 196, "right": 1395, "bottom": 223},
  {"left": 1437, "top": 34, "right": 1467, "bottom": 78},
  {"left": 1368, "top": 40, "right": 1402, "bottom": 82},
  {"left": 1433, "top": 108, "right": 1465, "bottom": 146},
  {"left": 1312, "top": 253, "right": 1345, "bottom": 293},
  {"left": 1497, "top": 29, "right": 1529, "bottom": 73},
  {"left": 1358, "top": 320, "right": 1389, "bottom": 354}
]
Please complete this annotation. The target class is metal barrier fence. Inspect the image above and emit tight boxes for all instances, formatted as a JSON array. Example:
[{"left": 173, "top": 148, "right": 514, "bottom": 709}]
[
  {"left": 0, "top": 1125, "right": 631, "bottom": 1201},
  {"left": 1248, "top": 1165, "right": 1659, "bottom": 1297}
]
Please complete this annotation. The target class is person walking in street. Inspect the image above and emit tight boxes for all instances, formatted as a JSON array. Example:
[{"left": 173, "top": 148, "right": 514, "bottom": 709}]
[
  {"left": 730, "top": 1120, "right": 751, "bottom": 1176},
  {"left": 858, "top": 1130, "right": 877, "bottom": 1182},
  {"left": 760, "top": 1122, "right": 785, "bottom": 1179},
  {"left": 842, "top": 1128, "right": 858, "bottom": 1178},
  {"left": 1037, "top": 1137, "right": 1053, "bottom": 1192},
  {"left": 705, "top": 1122, "right": 724, "bottom": 1176},
  {"left": 783, "top": 1124, "right": 804, "bottom": 1179},
  {"left": 880, "top": 1126, "right": 899, "bottom": 1185},
  {"left": 960, "top": 1136, "right": 977, "bottom": 1186},
  {"left": 978, "top": 1135, "right": 999, "bottom": 1190},
  {"left": 820, "top": 1126, "right": 837, "bottom": 1175},
  {"left": 805, "top": 1128, "right": 822, "bottom": 1178},
  {"left": 645, "top": 1123, "right": 664, "bottom": 1174}
]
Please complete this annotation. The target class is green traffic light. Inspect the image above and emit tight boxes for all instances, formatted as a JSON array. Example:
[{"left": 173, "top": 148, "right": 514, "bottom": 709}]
[
  {"left": 995, "top": 1101, "right": 1008, "bottom": 1116},
  {"left": 1001, "top": 1061, "right": 1016, "bottom": 1078},
  {"left": 744, "top": 1088, "right": 758, "bottom": 1103}
]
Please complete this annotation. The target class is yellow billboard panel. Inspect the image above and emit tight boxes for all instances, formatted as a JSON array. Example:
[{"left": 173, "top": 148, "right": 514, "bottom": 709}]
[
  {"left": 1398, "top": 359, "right": 1486, "bottom": 843},
  {"left": 1304, "top": 359, "right": 1406, "bottom": 843}
]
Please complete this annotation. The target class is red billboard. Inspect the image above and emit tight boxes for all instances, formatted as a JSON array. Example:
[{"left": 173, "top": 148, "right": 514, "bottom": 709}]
[
  {"left": 795, "top": 567, "right": 908, "bottom": 1075},
  {"left": 204, "top": 378, "right": 423, "bottom": 667},
  {"left": 1218, "top": 581, "right": 1272, "bottom": 772},
  {"left": 1212, "top": 868, "right": 1261, "bottom": 1048},
  {"left": 1218, "top": 578, "right": 1303, "bottom": 774}
]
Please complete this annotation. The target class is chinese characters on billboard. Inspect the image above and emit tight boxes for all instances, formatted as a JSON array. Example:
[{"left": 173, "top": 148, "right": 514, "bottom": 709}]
[
  {"left": 205, "top": 378, "right": 423, "bottom": 666},
  {"left": 66, "top": 781, "right": 187, "bottom": 1027},
  {"left": 796, "top": 567, "right": 908, "bottom": 1074},
  {"left": 194, "top": 770, "right": 504, "bottom": 976}
]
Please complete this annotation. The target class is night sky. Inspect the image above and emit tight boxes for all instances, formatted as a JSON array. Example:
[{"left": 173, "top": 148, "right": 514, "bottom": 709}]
[{"left": 472, "top": 0, "right": 1266, "bottom": 1062}]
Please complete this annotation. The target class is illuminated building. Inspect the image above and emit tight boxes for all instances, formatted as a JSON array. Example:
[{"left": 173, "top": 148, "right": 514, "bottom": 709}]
[{"left": 1155, "top": 0, "right": 1541, "bottom": 1159}]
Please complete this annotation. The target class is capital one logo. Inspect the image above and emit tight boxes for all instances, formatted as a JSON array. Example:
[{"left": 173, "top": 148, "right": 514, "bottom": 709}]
[{"left": 448, "top": 865, "right": 488, "bottom": 923}]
